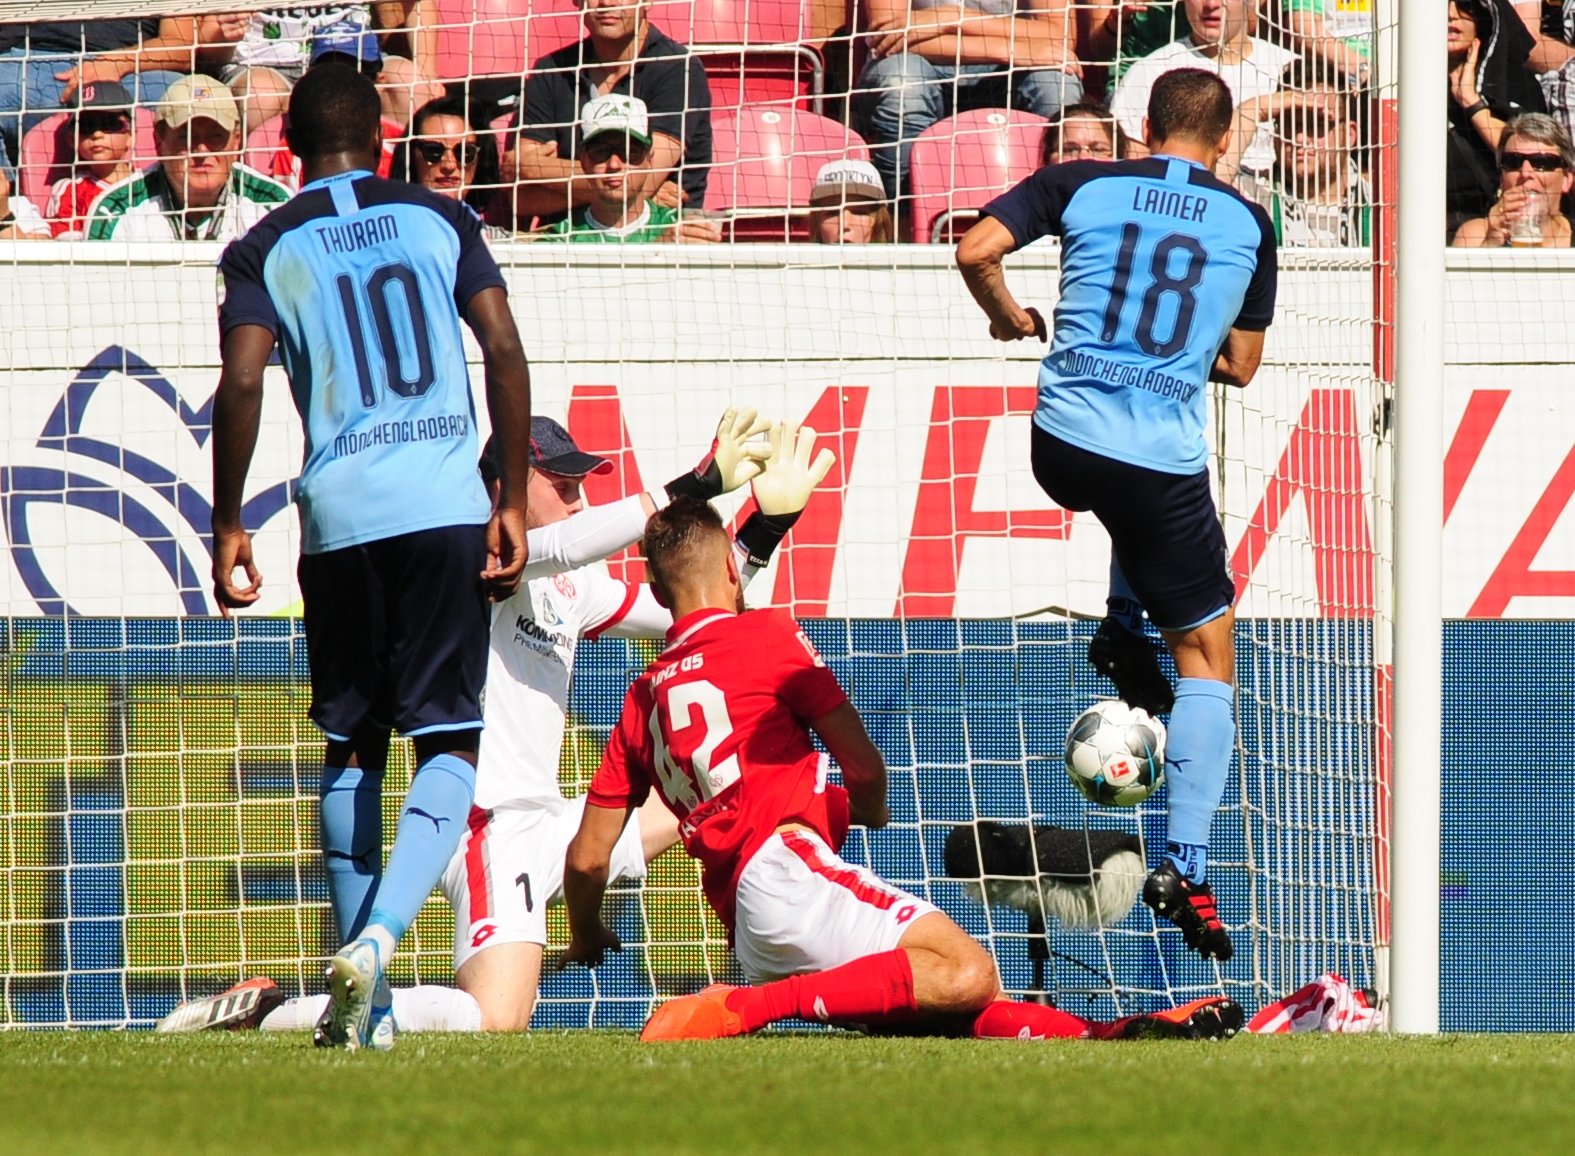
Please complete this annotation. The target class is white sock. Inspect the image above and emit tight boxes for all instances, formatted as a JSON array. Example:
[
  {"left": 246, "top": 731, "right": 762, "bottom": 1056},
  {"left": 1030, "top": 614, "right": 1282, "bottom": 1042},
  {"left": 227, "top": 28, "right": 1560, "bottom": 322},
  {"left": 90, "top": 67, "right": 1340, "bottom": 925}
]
[
  {"left": 359, "top": 925, "right": 399, "bottom": 963},
  {"left": 260, "top": 995, "right": 329, "bottom": 1031},
  {"left": 390, "top": 986, "right": 483, "bottom": 1032}
]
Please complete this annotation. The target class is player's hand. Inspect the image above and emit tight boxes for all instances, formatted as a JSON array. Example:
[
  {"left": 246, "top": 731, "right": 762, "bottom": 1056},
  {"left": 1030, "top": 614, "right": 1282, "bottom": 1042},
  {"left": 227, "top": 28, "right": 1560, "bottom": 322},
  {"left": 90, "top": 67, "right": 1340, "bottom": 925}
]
[
  {"left": 556, "top": 923, "right": 622, "bottom": 970},
  {"left": 751, "top": 421, "right": 837, "bottom": 517},
  {"left": 652, "top": 179, "right": 684, "bottom": 210},
  {"left": 664, "top": 406, "right": 772, "bottom": 502},
  {"left": 850, "top": 798, "right": 892, "bottom": 830},
  {"left": 664, "top": 217, "right": 723, "bottom": 244},
  {"left": 990, "top": 306, "right": 1046, "bottom": 342},
  {"left": 483, "top": 505, "right": 530, "bottom": 600},
  {"left": 211, "top": 523, "right": 262, "bottom": 617}
]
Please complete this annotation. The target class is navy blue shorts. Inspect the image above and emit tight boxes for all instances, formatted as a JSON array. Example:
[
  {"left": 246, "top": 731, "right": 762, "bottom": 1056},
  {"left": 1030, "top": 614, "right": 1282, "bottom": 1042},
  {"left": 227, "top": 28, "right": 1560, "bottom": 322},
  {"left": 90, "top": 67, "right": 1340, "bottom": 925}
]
[
  {"left": 298, "top": 524, "right": 490, "bottom": 741},
  {"left": 1030, "top": 426, "right": 1234, "bottom": 631}
]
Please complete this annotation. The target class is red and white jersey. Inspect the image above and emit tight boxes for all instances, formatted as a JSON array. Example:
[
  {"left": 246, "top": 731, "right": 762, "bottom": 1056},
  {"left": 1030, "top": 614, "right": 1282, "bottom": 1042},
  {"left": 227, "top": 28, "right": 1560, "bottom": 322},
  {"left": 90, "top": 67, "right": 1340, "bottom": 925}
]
[
  {"left": 588, "top": 608, "right": 852, "bottom": 929},
  {"left": 45, "top": 173, "right": 115, "bottom": 237},
  {"left": 476, "top": 560, "right": 663, "bottom": 810}
]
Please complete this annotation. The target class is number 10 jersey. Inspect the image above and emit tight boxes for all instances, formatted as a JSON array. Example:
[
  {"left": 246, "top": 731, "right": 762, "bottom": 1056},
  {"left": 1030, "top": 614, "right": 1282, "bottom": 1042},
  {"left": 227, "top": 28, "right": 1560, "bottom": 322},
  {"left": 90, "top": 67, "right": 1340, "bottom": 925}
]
[
  {"left": 983, "top": 155, "right": 1278, "bottom": 476},
  {"left": 218, "top": 170, "right": 505, "bottom": 553}
]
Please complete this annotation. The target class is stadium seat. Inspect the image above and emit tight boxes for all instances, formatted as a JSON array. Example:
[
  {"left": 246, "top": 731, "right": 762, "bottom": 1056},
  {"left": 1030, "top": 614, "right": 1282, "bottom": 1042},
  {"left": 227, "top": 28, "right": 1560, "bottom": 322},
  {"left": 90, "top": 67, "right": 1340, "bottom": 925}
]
[
  {"left": 433, "top": 0, "right": 583, "bottom": 81},
  {"left": 907, "top": 108, "right": 1048, "bottom": 244},
  {"left": 656, "top": 0, "right": 825, "bottom": 114},
  {"left": 704, "top": 103, "right": 868, "bottom": 241},
  {"left": 18, "top": 107, "right": 158, "bottom": 215}
]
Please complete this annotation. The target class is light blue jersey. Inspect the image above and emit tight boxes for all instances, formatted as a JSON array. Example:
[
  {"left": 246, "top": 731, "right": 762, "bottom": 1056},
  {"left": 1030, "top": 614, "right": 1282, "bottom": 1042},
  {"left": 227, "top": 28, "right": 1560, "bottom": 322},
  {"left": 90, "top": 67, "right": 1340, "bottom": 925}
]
[
  {"left": 218, "top": 171, "right": 506, "bottom": 553},
  {"left": 984, "top": 156, "right": 1276, "bottom": 475}
]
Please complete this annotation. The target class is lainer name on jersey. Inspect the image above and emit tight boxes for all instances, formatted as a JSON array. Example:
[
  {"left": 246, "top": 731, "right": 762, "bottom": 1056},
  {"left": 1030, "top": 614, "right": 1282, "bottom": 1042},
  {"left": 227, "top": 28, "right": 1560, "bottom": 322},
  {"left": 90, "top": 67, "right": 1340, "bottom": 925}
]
[
  {"left": 314, "top": 213, "right": 399, "bottom": 255},
  {"left": 1131, "top": 186, "right": 1207, "bottom": 222}
]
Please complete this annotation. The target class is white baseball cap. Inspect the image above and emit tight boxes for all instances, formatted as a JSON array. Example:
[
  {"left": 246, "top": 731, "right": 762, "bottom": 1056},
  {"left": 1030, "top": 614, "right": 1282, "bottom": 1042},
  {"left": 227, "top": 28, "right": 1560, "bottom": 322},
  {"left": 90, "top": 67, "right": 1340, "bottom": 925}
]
[
  {"left": 580, "top": 93, "right": 652, "bottom": 147},
  {"left": 156, "top": 75, "right": 239, "bottom": 135},
  {"left": 809, "top": 159, "right": 884, "bottom": 206}
]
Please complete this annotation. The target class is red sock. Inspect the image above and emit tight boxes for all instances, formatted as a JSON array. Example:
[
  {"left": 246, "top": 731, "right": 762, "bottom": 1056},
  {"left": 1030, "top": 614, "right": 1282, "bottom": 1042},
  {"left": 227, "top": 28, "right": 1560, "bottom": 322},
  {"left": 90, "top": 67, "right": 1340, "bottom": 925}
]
[
  {"left": 972, "top": 1000, "right": 1090, "bottom": 1040},
  {"left": 724, "top": 950, "right": 919, "bottom": 1031}
]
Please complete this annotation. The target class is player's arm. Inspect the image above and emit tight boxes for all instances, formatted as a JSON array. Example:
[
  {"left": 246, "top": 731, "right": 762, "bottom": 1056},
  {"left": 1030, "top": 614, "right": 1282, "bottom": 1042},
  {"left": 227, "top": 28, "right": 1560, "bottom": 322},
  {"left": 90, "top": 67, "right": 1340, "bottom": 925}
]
[
  {"left": 1210, "top": 329, "right": 1266, "bottom": 388},
  {"left": 561, "top": 695, "right": 652, "bottom": 967},
  {"left": 810, "top": 703, "right": 890, "bottom": 829},
  {"left": 466, "top": 286, "right": 533, "bottom": 598},
  {"left": 560, "top": 801, "right": 637, "bottom": 968},
  {"left": 521, "top": 407, "right": 771, "bottom": 580},
  {"left": 211, "top": 324, "right": 277, "bottom": 616},
  {"left": 1211, "top": 206, "right": 1278, "bottom": 388},
  {"left": 956, "top": 217, "right": 1046, "bottom": 342}
]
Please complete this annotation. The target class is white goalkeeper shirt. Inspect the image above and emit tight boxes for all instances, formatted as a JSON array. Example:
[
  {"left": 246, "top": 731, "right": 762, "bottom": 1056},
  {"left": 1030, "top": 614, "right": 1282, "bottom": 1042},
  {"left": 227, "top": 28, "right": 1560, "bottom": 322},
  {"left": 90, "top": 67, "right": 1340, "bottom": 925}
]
[
  {"left": 477, "top": 559, "right": 671, "bottom": 810},
  {"left": 478, "top": 491, "right": 768, "bottom": 810}
]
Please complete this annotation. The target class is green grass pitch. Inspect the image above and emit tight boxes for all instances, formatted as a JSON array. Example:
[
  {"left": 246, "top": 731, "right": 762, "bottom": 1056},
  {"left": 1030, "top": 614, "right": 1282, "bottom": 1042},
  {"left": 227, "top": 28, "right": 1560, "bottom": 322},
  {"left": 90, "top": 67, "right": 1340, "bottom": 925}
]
[{"left": 1, "top": 1032, "right": 1572, "bottom": 1155}]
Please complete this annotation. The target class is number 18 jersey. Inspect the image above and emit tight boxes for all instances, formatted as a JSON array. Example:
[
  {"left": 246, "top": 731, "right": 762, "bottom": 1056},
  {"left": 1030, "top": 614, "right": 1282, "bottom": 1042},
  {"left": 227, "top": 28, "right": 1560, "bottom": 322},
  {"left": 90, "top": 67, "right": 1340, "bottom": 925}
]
[
  {"left": 218, "top": 170, "right": 506, "bottom": 553},
  {"left": 984, "top": 156, "right": 1277, "bottom": 475},
  {"left": 588, "top": 608, "right": 851, "bottom": 929}
]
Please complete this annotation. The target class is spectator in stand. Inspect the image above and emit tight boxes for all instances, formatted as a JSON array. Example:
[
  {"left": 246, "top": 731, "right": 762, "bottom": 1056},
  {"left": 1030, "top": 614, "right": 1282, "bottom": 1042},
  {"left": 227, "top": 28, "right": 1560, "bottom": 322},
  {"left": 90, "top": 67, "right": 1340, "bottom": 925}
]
[
  {"left": 533, "top": 94, "right": 719, "bottom": 243},
  {"left": 1453, "top": 112, "right": 1575, "bottom": 245},
  {"left": 1511, "top": 2, "right": 1575, "bottom": 142},
  {"left": 1233, "top": 59, "right": 1372, "bottom": 247},
  {"left": 1088, "top": 1, "right": 1187, "bottom": 99},
  {"left": 265, "top": 31, "right": 407, "bottom": 190},
  {"left": 506, "top": 0, "right": 712, "bottom": 229},
  {"left": 1040, "top": 102, "right": 1116, "bottom": 164},
  {"left": 84, "top": 74, "right": 288, "bottom": 241},
  {"left": 855, "top": 0, "right": 1083, "bottom": 202},
  {"left": 0, "top": 162, "right": 52, "bottom": 238},
  {"left": 44, "top": 79, "right": 138, "bottom": 238},
  {"left": 0, "top": 15, "right": 243, "bottom": 160},
  {"left": 1110, "top": 0, "right": 1294, "bottom": 172},
  {"left": 220, "top": 7, "right": 444, "bottom": 139},
  {"left": 1448, "top": 0, "right": 1547, "bottom": 238},
  {"left": 1283, "top": 0, "right": 1373, "bottom": 87},
  {"left": 805, "top": 159, "right": 894, "bottom": 244},
  {"left": 391, "top": 96, "right": 506, "bottom": 230}
]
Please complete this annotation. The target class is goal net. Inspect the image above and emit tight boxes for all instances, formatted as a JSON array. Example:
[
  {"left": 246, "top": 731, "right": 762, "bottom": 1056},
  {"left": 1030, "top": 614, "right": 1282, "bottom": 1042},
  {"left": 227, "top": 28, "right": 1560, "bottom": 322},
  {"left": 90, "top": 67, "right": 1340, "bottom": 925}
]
[{"left": 0, "top": 0, "right": 1397, "bottom": 1029}]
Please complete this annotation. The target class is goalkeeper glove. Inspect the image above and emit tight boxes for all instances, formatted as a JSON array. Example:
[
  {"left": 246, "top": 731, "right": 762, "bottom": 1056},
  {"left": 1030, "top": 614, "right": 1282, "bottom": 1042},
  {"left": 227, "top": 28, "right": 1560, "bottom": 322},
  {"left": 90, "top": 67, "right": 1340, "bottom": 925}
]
[
  {"left": 734, "top": 421, "right": 837, "bottom": 569},
  {"left": 664, "top": 406, "right": 771, "bottom": 503}
]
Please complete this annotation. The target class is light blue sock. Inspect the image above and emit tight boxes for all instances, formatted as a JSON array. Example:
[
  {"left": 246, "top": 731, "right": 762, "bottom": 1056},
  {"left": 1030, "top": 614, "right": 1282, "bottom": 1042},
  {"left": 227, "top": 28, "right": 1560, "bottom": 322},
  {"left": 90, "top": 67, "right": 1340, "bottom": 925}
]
[
  {"left": 1107, "top": 558, "right": 1146, "bottom": 635},
  {"left": 1162, "top": 677, "right": 1235, "bottom": 884},
  {"left": 319, "top": 765, "right": 383, "bottom": 942},
  {"left": 364, "top": 753, "right": 476, "bottom": 944}
]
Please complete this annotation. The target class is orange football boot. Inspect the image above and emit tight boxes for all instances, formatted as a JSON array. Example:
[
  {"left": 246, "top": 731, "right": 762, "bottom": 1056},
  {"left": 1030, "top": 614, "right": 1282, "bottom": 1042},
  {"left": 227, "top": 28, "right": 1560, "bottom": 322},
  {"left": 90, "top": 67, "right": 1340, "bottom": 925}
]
[{"left": 639, "top": 984, "right": 752, "bottom": 1041}]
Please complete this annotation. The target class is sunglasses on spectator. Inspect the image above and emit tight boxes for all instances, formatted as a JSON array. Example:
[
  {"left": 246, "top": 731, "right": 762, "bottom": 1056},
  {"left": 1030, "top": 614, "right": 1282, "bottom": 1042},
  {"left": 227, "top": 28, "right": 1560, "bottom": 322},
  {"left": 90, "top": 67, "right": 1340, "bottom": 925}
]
[
  {"left": 1500, "top": 152, "right": 1565, "bottom": 172},
  {"left": 584, "top": 138, "right": 650, "bottom": 164},
  {"left": 79, "top": 115, "right": 131, "bottom": 135},
  {"left": 415, "top": 140, "right": 478, "bottom": 167}
]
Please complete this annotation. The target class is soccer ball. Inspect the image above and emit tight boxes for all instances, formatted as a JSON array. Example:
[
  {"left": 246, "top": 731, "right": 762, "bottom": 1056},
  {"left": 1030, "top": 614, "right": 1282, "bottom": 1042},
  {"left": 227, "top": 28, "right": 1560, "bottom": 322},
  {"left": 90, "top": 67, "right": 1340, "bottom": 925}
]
[{"left": 1064, "top": 701, "right": 1167, "bottom": 806}]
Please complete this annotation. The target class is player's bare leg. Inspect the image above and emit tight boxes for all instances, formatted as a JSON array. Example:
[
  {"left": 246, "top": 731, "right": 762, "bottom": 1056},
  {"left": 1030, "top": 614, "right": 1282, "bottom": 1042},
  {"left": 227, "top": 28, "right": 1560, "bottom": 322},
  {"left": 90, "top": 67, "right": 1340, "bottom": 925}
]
[
  {"left": 1144, "top": 609, "right": 1237, "bottom": 960},
  {"left": 455, "top": 942, "right": 545, "bottom": 1032}
]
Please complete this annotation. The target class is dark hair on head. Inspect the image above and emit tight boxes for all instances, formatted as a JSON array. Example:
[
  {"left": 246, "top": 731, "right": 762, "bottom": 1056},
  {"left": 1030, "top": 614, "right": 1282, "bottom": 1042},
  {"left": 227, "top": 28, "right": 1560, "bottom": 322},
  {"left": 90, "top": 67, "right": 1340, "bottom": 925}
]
[
  {"left": 390, "top": 96, "right": 503, "bottom": 216},
  {"left": 644, "top": 497, "right": 727, "bottom": 596},
  {"left": 286, "top": 65, "right": 382, "bottom": 161},
  {"left": 1147, "top": 68, "right": 1235, "bottom": 146},
  {"left": 1040, "top": 100, "right": 1116, "bottom": 166}
]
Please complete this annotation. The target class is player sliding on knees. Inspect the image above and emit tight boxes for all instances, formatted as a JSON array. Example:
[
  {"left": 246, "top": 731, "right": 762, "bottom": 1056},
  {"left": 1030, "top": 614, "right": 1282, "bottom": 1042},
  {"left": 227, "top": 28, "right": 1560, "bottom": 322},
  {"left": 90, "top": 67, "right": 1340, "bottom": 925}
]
[
  {"left": 559, "top": 498, "right": 1243, "bottom": 1042},
  {"left": 955, "top": 68, "right": 1279, "bottom": 962},
  {"left": 161, "top": 411, "right": 833, "bottom": 1036}
]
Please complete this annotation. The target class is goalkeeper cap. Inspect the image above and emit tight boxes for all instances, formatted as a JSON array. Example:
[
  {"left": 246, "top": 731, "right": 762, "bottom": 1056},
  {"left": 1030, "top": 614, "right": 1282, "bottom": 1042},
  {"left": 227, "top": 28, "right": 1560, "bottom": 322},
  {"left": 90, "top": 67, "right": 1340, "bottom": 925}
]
[{"left": 479, "top": 417, "right": 613, "bottom": 486}]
